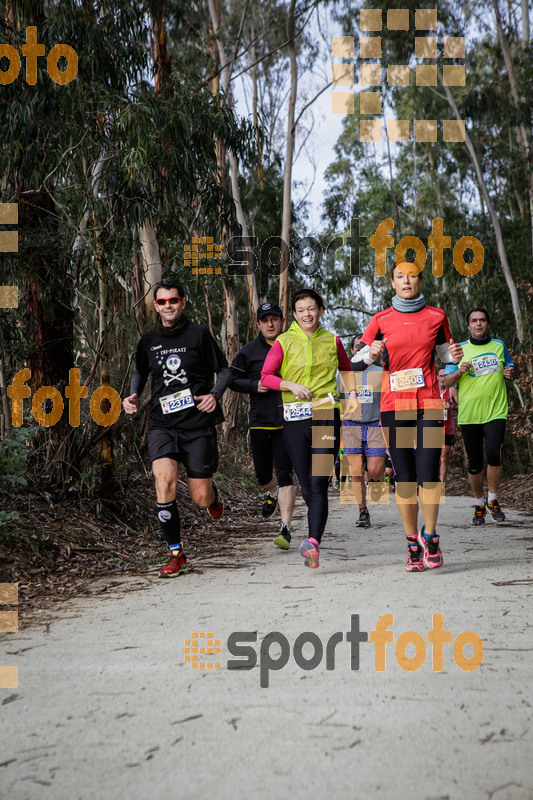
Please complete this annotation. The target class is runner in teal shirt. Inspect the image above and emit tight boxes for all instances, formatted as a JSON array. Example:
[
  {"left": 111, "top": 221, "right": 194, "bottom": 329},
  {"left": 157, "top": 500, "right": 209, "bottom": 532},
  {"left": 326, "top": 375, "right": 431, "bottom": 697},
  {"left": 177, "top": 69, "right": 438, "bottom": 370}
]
[{"left": 443, "top": 308, "right": 514, "bottom": 524}]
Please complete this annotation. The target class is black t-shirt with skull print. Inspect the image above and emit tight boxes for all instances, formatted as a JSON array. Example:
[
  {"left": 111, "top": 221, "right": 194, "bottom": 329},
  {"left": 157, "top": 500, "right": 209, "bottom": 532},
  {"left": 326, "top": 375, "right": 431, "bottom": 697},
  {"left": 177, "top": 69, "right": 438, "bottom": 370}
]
[{"left": 133, "top": 321, "right": 227, "bottom": 430}]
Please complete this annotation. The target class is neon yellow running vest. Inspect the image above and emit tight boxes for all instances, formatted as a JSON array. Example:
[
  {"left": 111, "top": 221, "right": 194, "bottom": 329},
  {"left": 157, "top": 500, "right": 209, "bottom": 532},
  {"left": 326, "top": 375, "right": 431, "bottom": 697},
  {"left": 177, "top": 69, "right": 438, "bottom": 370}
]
[{"left": 277, "top": 321, "right": 339, "bottom": 404}]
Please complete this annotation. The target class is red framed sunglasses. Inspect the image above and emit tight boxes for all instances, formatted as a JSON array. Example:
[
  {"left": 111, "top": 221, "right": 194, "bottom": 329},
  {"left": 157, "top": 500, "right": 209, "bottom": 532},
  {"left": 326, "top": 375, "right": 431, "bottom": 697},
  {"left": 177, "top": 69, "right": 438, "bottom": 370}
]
[{"left": 155, "top": 297, "right": 184, "bottom": 306}]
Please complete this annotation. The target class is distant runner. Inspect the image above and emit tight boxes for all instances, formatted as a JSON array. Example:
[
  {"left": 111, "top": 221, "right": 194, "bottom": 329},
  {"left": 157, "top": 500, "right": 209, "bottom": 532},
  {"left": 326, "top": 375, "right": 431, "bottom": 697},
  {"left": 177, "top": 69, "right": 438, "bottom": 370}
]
[
  {"left": 123, "top": 279, "right": 230, "bottom": 578},
  {"left": 351, "top": 261, "right": 463, "bottom": 572},
  {"left": 261, "top": 288, "right": 358, "bottom": 568},
  {"left": 437, "top": 368, "right": 458, "bottom": 482},
  {"left": 341, "top": 334, "right": 387, "bottom": 528},
  {"left": 443, "top": 307, "right": 514, "bottom": 524},
  {"left": 230, "top": 302, "right": 296, "bottom": 550}
]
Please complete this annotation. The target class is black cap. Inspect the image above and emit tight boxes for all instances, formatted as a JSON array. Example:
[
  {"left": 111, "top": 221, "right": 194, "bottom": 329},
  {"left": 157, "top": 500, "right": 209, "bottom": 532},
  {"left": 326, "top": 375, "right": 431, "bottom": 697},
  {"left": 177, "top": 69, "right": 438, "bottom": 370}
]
[{"left": 257, "top": 302, "right": 283, "bottom": 321}]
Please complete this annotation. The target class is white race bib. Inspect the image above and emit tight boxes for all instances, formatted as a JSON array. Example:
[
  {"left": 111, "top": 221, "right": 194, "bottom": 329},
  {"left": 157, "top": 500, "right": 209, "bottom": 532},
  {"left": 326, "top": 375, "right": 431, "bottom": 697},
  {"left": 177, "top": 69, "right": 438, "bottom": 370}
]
[
  {"left": 160, "top": 388, "right": 194, "bottom": 415},
  {"left": 390, "top": 368, "right": 425, "bottom": 392},
  {"left": 471, "top": 354, "right": 500, "bottom": 377},
  {"left": 357, "top": 388, "right": 373, "bottom": 404},
  {"left": 283, "top": 401, "right": 313, "bottom": 422}
]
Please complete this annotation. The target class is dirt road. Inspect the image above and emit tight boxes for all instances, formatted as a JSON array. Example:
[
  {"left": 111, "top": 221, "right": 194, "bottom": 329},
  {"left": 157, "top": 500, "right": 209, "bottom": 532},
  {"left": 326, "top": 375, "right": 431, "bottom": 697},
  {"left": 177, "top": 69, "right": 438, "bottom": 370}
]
[{"left": 1, "top": 493, "right": 532, "bottom": 800}]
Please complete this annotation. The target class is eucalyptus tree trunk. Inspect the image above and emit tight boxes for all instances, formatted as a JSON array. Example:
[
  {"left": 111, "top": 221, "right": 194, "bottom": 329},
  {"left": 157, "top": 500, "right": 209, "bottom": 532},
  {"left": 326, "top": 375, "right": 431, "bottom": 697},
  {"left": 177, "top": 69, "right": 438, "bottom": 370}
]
[
  {"left": 220, "top": 277, "right": 240, "bottom": 442},
  {"left": 207, "top": 0, "right": 242, "bottom": 440},
  {"left": 442, "top": 82, "right": 525, "bottom": 342},
  {"left": 279, "top": 0, "right": 297, "bottom": 326},
  {"left": 95, "top": 229, "right": 114, "bottom": 497},
  {"left": 521, "top": 0, "right": 530, "bottom": 46},
  {"left": 207, "top": 0, "right": 259, "bottom": 318},
  {"left": 493, "top": 0, "right": 533, "bottom": 256},
  {"left": 137, "top": 0, "right": 170, "bottom": 322},
  {"left": 139, "top": 218, "right": 162, "bottom": 319}
]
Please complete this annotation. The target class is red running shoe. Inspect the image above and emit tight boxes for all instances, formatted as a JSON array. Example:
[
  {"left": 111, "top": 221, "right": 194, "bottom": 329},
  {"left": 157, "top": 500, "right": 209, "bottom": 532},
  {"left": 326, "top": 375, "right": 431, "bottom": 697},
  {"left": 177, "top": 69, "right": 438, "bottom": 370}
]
[
  {"left": 207, "top": 482, "right": 223, "bottom": 520},
  {"left": 159, "top": 549, "right": 190, "bottom": 578}
]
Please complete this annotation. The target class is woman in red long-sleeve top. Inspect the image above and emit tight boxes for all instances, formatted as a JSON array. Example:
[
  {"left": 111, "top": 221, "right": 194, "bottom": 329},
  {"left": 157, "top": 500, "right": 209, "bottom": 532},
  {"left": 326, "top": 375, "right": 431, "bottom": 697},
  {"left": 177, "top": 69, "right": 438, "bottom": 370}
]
[{"left": 351, "top": 261, "right": 463, "bottom": 572}]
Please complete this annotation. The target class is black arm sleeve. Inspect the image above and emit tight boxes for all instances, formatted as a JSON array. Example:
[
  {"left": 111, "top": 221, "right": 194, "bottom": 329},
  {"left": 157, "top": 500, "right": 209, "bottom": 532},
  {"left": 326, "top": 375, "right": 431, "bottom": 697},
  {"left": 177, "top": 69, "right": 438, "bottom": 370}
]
[
  {"left": 130, "top": 369, "right": 148, "bottom": 397},
  {"left": 229, "top": 350, "right": 259, "bottom": 394},
  {"left": 211, "top": 367, "right": 232, "bottom": 397},
  {"left": 129, "top": 339, "right": 149, "bottom": 396},
  {"left": 201, "top": 329, "right": 229, "bottom": 397}
]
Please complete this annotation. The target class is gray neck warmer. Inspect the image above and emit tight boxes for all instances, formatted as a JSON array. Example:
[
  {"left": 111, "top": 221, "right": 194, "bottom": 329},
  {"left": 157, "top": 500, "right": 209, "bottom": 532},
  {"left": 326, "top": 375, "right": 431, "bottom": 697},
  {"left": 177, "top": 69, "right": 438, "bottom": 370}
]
[{"left": 392, "top": 292, "right": 426, "bottom": 313}]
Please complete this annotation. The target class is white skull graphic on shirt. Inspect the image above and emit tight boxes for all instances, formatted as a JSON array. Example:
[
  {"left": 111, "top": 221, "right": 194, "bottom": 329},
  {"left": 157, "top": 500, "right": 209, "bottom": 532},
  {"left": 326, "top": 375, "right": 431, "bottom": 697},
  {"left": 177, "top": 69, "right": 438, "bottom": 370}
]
[{"left": 162, "top": 354, "right": 188, "bottom": 387}]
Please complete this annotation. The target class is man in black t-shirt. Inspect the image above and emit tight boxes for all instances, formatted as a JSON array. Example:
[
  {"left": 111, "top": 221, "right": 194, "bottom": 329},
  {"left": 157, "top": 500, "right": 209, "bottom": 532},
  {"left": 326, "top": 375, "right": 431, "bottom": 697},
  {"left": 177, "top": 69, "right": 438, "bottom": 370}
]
[
  {"left": 123, "top": 279, "right": 230, "bottom": 577},
  {"left": 230, "top": 302, "right": 295, "bottom": 550}
]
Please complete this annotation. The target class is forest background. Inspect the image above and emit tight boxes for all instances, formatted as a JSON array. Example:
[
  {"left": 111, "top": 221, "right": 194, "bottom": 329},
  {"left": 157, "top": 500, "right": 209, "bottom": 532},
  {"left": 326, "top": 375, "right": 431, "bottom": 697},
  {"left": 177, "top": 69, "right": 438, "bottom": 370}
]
[{"left": 1, "top": 0, "right": 532, "bottom": 597}]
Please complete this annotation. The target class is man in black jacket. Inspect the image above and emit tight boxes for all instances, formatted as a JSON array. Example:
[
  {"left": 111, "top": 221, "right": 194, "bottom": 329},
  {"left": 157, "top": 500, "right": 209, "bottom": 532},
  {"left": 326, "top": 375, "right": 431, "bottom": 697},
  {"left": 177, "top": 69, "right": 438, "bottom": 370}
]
[
  {"left": 123, "top": 279, "right": 230, "bottom": 578},
  {"left": 230, "top": 302, "right": 295, "bottom": 550}
]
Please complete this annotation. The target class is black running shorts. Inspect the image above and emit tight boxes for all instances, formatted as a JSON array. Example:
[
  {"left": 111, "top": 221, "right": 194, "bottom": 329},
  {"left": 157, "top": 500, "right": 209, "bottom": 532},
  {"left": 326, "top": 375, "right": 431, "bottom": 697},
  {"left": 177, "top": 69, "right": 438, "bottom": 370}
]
[
  {"left": 460, "top": 418, "right": 506, "bottom": 474},
  {"left": 148, "top": 425, "right": 218, "bottom": 478},
  {"left": 249, "top": 428, "right": 293, "bottom": 488},
  {"left": 380, "top": 409, "right": 443, "bottom": 495}
]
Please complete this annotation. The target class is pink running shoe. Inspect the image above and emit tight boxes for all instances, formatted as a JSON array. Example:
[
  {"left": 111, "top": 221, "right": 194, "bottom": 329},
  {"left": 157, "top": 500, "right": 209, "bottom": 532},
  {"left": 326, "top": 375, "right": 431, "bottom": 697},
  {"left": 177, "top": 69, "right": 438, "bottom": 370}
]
[
  {"left": 299, "top": 538, "right": 320, "bottom": 568},
  {"left": 405, "top": 542, "right": 425, "bottom": 572},
  {"left": 417, "top": 527, "right": 443, "bottom": 569}
]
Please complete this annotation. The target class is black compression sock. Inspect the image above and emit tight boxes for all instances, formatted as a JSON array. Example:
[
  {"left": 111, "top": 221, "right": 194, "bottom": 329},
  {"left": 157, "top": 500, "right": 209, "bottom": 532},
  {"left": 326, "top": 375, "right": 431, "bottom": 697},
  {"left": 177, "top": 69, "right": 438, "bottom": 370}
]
[{"left": 156, "top": 500, "right": 181, "bottom": 548}]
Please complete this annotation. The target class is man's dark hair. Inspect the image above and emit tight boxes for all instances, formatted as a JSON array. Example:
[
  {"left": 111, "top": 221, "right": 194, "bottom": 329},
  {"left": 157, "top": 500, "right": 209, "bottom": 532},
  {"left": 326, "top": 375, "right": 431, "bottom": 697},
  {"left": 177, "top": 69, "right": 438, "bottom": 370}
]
[
  {"left": 351, "top": 333, "right": 364, "bottom": 349},
  {"left": 291, "top": 288, "right": 325, "bottom": 312},
  {"left": 153, "top": 278, "right": 186, "bottom": 300},
  {"left": 466, "top": 307, "right": 490, "bottom": 325}
]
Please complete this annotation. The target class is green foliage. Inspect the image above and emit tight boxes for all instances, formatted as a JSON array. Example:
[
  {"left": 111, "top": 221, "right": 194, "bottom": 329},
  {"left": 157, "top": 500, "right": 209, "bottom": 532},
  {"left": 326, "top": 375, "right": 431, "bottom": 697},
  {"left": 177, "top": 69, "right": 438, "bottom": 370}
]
[
  {"left": 0, "top": 427, "right": 35, "bottom": 489},
  {"left": 324, "top": 0, "right": 532, "bottom": 350}
]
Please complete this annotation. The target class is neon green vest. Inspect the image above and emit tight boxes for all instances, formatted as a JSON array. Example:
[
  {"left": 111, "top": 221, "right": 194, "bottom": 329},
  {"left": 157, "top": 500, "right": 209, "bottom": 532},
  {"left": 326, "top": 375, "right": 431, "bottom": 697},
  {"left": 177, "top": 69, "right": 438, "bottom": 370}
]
[{"left": 277, "top": 321, "right": 339, "bottom": 404}]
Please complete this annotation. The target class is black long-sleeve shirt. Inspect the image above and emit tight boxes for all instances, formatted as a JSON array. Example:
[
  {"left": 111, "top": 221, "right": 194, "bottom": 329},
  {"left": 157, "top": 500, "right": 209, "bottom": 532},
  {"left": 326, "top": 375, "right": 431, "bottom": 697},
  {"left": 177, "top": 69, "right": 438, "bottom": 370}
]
[
  {"left": 229, "top": 333, "right": 283, "bottom": 428},
  {"left": 130, "top": 321, "right": 229, "bottom": 430}
]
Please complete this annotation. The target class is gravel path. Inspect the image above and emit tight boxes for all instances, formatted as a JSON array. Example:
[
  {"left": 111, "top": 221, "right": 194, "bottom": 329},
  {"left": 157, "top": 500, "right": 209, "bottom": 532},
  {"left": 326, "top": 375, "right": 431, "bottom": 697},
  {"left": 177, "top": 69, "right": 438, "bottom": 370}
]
[{"left": 1, "top": 493, "right": 532, "bottom": 800}]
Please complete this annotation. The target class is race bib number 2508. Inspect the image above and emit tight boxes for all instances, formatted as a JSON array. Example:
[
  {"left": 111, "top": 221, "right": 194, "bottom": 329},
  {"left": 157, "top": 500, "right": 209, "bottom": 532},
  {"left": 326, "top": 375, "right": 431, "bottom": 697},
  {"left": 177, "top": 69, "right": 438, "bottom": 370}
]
[{"left": 390, "top": 368, "right": 425, "bottom": 392}]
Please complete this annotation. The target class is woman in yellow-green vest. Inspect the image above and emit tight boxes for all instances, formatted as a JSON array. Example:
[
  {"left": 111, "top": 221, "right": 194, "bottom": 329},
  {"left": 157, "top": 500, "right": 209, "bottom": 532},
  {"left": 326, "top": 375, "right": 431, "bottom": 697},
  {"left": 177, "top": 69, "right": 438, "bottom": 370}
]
[{"left": 261, "top": 288, "right": 357, "bottom": 568}]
